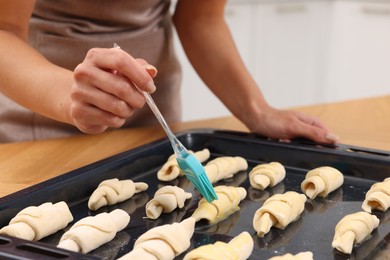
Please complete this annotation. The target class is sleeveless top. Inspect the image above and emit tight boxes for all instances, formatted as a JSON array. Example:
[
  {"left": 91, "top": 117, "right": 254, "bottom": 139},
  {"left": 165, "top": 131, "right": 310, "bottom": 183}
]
[{"left": 0, "top": 0, "right": 182, "bottom": 143}]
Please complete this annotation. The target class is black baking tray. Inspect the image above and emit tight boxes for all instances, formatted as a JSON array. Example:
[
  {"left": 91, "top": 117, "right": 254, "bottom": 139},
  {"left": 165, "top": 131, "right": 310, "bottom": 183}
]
[{"left": 0, "top": 129, "right": 389, "bottom": 260}]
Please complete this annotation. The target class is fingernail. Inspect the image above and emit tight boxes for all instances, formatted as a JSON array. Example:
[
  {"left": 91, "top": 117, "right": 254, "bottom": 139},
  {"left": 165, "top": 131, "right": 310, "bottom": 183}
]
[
  {"left": 145, "top": 64, "right": 158, "bottom": 78},
  {"left": 325, "top": 132, "right": 339, "bottom": 143},
  {"left": 145, "top": 64, "right": 158, "bottom": 74},
  {"left": 146, "top": 81, "right": 156, "bottom": 93}
]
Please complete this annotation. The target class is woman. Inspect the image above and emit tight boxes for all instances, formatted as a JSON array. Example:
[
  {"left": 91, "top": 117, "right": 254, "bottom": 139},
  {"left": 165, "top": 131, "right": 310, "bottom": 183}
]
[{"left": 0, "top": 0, "right": 338, "bottom": 143}]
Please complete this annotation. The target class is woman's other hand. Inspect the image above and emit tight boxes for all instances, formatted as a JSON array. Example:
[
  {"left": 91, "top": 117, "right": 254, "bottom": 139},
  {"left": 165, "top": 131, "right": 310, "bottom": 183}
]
[{"left": 246, "top": 106, "right": 339, "bottom": 144}]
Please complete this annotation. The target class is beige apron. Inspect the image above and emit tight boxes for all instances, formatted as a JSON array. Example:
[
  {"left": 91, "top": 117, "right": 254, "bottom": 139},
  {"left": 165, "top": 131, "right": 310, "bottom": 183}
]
[{"left": 0, "top": 0, "right": 182, "bottom": 143}]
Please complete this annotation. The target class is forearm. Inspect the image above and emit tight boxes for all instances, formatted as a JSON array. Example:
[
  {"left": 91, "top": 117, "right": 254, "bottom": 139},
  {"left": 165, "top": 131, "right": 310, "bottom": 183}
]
[
  {"left": 0, "top": 30, "right": 73, "bottom": 124},
  {"left": 173, "top": 1, "right": 269, "bottom": 126}
]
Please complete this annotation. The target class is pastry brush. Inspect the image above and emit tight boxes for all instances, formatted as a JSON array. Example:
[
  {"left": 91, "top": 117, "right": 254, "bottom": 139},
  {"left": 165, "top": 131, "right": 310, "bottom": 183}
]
[{"left": 113, "top": 43, "right": 218, "bottom": 202}]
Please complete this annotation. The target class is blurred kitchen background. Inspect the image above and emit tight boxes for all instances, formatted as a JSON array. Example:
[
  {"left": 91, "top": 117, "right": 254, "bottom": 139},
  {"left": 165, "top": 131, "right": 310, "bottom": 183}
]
[{"left": 173, "top": 0, "right": 390, "bottom": 121}]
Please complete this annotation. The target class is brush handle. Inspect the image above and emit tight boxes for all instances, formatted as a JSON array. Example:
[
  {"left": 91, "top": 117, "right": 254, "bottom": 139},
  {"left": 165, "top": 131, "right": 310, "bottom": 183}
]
[
  {"left": 142, "top": 91, "right": 189, "bottom": 159},
  {"left": 113, "top": 43, "right": 189, "bottom": 159}
]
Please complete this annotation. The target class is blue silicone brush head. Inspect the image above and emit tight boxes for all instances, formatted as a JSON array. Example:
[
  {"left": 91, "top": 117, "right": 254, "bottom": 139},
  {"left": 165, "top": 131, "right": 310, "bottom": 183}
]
[{"left": 177, "top": 154, "right": 218, "bottom": 202}]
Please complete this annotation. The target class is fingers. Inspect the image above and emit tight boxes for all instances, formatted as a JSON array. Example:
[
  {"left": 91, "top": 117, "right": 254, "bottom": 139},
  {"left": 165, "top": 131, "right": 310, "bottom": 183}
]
[
  {"left": 295, "top": 122, "right": 339, "bottom": 144},
  {"left": 70, "top": 102, "right": 125, "bottom": 134},
  {"left": 69, "top": 47, "right": 158, "bottom": 134},
  {"left": 324, "top": 132, "right": 340, "bottom": 143},
  {"left": 84, "top": 47, "right": 156, "bottom": 93},
  {"left": 291, "top": 112, "right": 339, "bottom": 144},
  {"left": 249, "top": 108, "right": 339, "bottom": 144},
  {"left": 70, "top": 78, "right": 130, "bottom": 134},
  {"left": 294, "top": 111, "right": 329, "bottom": 131},
  {"left": 73, "top": 64, "right": 146, "bottom": 112}
]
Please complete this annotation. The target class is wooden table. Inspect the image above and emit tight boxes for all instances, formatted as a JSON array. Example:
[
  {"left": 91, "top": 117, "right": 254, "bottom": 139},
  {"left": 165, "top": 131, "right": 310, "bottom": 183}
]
[{"left": 0, "top": 95, "right": 389, "bottom": 198}]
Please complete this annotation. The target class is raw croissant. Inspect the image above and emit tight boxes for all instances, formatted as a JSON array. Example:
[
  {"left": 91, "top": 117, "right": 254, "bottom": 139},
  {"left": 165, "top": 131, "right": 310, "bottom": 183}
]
[
  {"left": 253, "top": 191, "right": 306, "bottom": 237},
  {"left": 146, "top": 185, "right": 192, "bottom": 219},
  {"left": 268, "top": 251, "right": 313, "bottom": 260},
  {"left": 362, "top": 177, "right": 390, "bottom": 213},
  {"left": 58, "top": 209, "right": 130, "bottom": 253},
  {"left": 332, "top": 211, "right": 379, "bottom": 254},
  {"left": 204, "top": 156, "right": 248, "bottom": 184},
  {"left": 157, "top": 149, "right": 210, "bottom": 181},
  {"left": 118, "top": 217, "right": 196, "bottom": 260},
  {"left": 88, "top": 178, "right": 148, "bottom": 211},
  {"left": 183, "top": 231, "right": 253, "bottom": 260},
  {"left": 192, "top": 185, "right": 247, "bottom": 224},
  {"left": 249, "top": 162, "right": 286, "bottom": 190},
  {"left": 0, "top": 201, "right": 73, "bottom": 241},
  {"left": 301, "top": 166, "right": 344, "bottom": 199}
]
